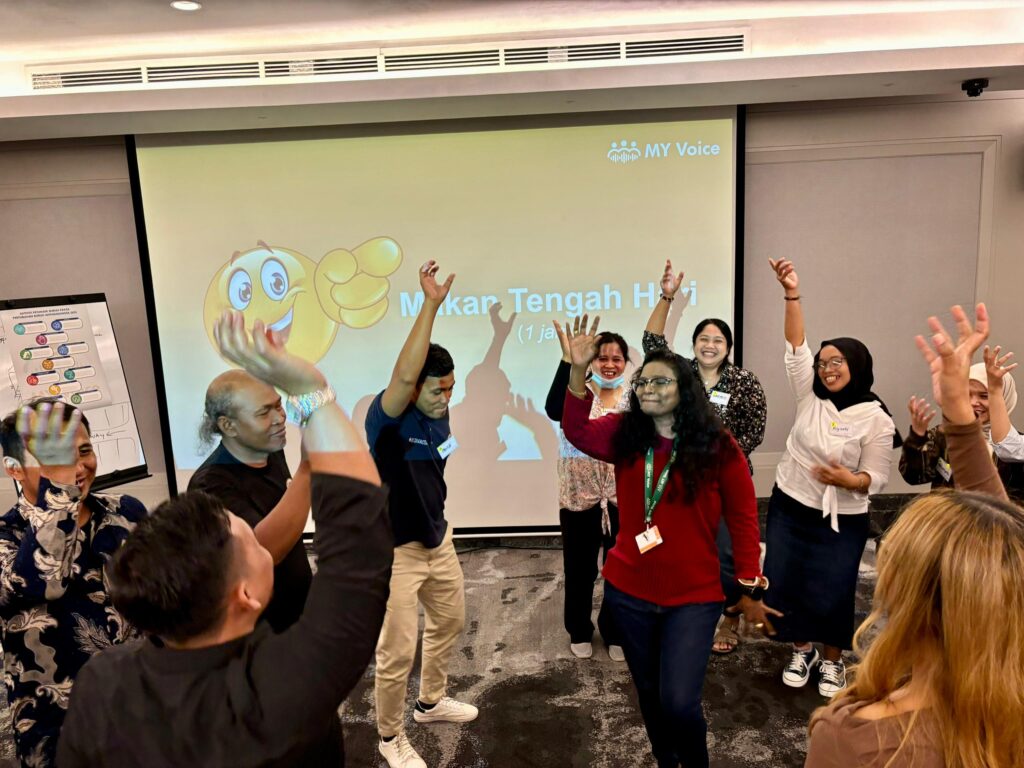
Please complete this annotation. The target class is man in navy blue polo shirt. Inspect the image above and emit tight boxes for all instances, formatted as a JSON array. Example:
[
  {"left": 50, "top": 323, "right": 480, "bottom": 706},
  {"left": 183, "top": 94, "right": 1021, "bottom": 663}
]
[{"left": 365, "top": 259, "right": 477, "bottom": 768}]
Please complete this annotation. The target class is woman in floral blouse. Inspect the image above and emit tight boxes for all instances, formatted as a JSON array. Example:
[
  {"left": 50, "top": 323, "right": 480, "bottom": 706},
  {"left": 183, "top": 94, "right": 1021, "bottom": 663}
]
[
  {"left": 643, "top": 260, "right": 768, "bottom": 654},
  {"left": 545, "top": 316, "right": 631, "bottom": 662}
]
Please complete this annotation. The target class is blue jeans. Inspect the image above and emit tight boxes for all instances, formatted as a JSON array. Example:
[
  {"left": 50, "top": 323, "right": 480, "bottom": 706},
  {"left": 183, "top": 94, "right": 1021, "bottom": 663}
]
[{"left": 603, "top": 582, "right": 723, "bottom": 768}]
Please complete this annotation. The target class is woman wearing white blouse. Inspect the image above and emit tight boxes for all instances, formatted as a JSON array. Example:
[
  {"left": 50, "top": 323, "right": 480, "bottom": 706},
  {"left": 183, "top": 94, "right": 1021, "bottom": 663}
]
[{"left": 765, "top": 258, "right": 898, "bottom": 699}]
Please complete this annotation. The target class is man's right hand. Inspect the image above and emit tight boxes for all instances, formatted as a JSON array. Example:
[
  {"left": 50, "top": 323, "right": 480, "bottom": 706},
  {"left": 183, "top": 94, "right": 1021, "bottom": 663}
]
[
  {"left": 214, "top": 311, "right": 327, "bottom": 396},
  {"left": 17, "top": 402, "right": 81, "bottom": 468},
  {"left": 419, "top": 260, "right": 455, "bottom": 304}
]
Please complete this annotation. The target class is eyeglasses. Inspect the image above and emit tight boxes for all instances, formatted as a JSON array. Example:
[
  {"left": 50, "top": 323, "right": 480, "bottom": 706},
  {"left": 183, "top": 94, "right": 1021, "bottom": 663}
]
[
  {"left": 816, "top": 357, "right": 846, "bottom": 371},
  {"left": 632, "top": 376, "right": 677, "bottom": 392}
]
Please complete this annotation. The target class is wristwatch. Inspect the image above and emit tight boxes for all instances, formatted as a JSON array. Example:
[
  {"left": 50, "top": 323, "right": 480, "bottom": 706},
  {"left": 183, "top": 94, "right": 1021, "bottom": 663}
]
[
  {"left": 737, "top": 575, "right": 769, "bottom": 601},
  {"left": 285, "top": 384, "right": 336, "bottom": 427}
]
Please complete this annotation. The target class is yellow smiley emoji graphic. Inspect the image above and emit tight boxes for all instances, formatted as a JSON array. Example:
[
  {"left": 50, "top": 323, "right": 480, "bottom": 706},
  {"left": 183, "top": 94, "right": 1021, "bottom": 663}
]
[{"left": 203, "top": 238, "right": 402, "bottom": 363}]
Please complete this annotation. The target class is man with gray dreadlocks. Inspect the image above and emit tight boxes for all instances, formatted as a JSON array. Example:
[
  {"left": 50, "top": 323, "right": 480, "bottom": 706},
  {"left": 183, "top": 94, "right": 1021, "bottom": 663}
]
[{"left": 188, "top": 369, "right": 312, "bottom": 632}]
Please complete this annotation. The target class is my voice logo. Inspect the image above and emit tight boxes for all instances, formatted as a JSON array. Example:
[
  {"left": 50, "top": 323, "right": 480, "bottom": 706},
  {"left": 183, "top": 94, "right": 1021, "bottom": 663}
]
[
  {"left": 607, "top": 139, "right": 723, "bottom": 164},
  {"left": 606, "top": 140, "right": 641, "bottom": 164}
]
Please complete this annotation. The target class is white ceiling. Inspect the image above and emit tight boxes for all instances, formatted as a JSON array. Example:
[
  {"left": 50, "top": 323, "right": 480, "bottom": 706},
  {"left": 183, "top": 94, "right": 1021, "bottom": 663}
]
[{"left": 1, "top": 0, "right": 1023, "bottom": 141}]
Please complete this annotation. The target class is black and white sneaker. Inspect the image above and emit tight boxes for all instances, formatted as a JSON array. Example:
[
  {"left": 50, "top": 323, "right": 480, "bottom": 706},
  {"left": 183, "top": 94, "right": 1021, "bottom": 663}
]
[
  {"left": 818, "top": 659, "right": 847, "bottom": 698},
  {"left": 782, "top": 646, "right": 820, "bottom": 688}
]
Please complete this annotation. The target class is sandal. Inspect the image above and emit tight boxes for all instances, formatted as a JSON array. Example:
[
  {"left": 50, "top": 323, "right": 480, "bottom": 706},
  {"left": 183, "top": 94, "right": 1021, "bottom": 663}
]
[{"left": 712, "top": 620, "right": 740, "bottom": 655}]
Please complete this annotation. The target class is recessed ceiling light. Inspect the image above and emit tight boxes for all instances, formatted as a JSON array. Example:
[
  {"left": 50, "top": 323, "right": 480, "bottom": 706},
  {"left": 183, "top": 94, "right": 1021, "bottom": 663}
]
[{"left": 170, "top": 1, "right": 202, "bottom": 10}]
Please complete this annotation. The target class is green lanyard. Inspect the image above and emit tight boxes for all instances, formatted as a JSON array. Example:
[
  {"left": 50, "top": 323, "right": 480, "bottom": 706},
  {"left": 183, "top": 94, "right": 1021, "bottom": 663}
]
[{"left": 644, "top": 439, "right": 678, "bottom": 528}]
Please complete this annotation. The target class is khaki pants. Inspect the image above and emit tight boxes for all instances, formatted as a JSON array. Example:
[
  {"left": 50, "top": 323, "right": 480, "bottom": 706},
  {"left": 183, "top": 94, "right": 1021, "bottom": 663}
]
[{"left": 375, "top": 526, "right": 466, "bottom": 737}]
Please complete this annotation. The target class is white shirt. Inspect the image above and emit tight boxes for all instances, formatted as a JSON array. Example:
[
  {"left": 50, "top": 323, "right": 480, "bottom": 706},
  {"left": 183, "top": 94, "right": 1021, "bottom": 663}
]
[
  {"left": 993, "top": 424, "right": 1024, "bottom": 462},
  {"left": 775, "top": 340, "right": 896, "bottom": 531}
]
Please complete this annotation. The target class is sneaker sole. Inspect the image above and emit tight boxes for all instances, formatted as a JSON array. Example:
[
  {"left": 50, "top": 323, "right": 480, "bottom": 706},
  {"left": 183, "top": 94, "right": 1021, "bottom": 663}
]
[{"left": 412, "top": 710, "right": 478, "bottom": 724}]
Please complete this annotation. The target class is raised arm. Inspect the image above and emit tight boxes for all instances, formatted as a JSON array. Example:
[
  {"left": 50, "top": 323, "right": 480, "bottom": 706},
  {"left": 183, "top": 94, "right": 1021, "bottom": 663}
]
[
  {"left": 213, "top": 311, "right": 391, "bottom": 721},
  {"left": 544, "top": 319, "right": 573, "bottom": 422},
  {"left": 643, "top": 259, "right": 686, "bottom": 350},
  {"left": 984, "top": 345, "right": 1017, "bottom": 445},
  {"left": 380, "top": 260, "right": 454, "bottom": 418},
  {"left": 768, "top": 258, "right": 804, "bottom": 347},
  {"left": 914, "top": 303, "right": 1007, "bottom": 499},
  {"left": 560, "top": 314, "right": 622, "bottom": 463},
  {"left": 897, "top": 397, "right": 940, "bottom": 485}
]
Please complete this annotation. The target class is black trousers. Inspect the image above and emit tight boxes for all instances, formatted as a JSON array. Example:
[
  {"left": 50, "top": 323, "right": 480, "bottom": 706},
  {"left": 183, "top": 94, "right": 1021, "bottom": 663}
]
[{"left": 560, "top": 504, "right": 621, "bottom": 645}]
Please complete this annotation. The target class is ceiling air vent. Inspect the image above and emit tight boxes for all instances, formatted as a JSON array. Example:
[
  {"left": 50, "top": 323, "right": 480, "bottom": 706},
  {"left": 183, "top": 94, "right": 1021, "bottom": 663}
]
[
  {"left": 505, "top": 41, "right": 622, "bottom": 65},
  {"left": 383, "top": 49, "right": 500, "bottom": 72},
  {"left": 625, "top": 34, "right": 745, "bottom": 58},
  {"left": 31, "top": 67, "right": 143, "bottom": 89},
  {"left": 264, "top": 56, "right": 379, "bottom": 78},
  {"left": 147, "top": 61, "right": 261, "bottom": 82}
]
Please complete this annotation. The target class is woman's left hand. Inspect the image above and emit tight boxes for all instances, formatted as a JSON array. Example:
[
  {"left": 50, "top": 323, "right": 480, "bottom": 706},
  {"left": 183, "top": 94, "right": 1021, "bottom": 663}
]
[
  {"left": 731, "top": 595, "right": 783, "bottom": 636},
  {"left": 812, "top": 461, "right": 860, "bottom": 490},
  {"left": 984, "top": 344, "right": 1017, "bottom": 387}
]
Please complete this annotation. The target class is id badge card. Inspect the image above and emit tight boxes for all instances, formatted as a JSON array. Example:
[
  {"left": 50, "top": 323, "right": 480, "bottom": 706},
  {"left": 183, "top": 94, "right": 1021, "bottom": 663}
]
[
  {"left": 709, "top": 390, "right": 731, "bottom": 406},
  {"left": 828, "top": 420, "right": 852, "bottom": 437},
  {"left": 936, "top": 457, "right": 952, "bottom": 481},
  {"left": 437, "top": 435, "right": 459, "bottom": 459},
  {"left": 635, "top": 525, "right": 663, "bottom": 554}
]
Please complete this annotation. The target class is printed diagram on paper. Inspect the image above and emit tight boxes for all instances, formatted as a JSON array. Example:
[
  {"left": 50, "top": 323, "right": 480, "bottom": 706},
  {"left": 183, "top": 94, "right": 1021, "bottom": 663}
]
[{"left": 0, "top": 302, "right": 146, "bottom": 476}]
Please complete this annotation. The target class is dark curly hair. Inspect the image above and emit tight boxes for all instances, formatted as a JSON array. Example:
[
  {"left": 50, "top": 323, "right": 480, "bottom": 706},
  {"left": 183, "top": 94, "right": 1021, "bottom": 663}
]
[{"left": 613, "top": 349, "right": 734, "bottom": 501}]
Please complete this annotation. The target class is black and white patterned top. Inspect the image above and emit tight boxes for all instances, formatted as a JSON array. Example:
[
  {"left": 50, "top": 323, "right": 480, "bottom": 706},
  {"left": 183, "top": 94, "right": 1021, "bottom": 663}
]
[
  {"left": 643, "top": 331, "right": 767, "bottom": 473},
  {"left": 0, "top": 478, "right": 145, "bottom": 767}
]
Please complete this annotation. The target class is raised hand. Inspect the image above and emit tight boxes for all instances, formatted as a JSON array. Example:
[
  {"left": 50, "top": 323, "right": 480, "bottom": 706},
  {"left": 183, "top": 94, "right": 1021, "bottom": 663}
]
[
  {"left": 563, "top": 314, "right": 601, "bottom": 368},
  {"left": 984, "top": 344, "right": 1017, "bottom": 387},
  {"left": 660, "top": 259, "right": 687, "bottom": 299},
  {"left": 551, "top": 320, "right": 572, "bottom": 363},
  {"left": 914, "top": 303, "right": 989, "bottom": 426},
  {"left": 16, "top": 401, "right": 82, "bottom": 468},
  {"left": 419, "top": 260, "right": 455, "bottom": 303},
  {"left": 907, "top": 396, "right": 936, "bottom": 437},
  {"left": 214, "top": 310, "right": 327, "bottom": 396},
  {"left": 768, "top": 257, "right": 799, "bottom": 293}
]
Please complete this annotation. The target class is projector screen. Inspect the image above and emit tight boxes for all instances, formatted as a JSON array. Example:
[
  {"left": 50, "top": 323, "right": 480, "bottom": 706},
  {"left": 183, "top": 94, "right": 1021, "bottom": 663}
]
[{"left": 136, "top": 109, "right": 738, "bottom": 531}]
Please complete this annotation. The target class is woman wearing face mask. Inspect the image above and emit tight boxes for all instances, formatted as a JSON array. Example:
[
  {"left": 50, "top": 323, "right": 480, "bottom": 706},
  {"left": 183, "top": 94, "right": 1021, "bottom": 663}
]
[
  {"left": 545, "top": 316, "right": 630, "bottom": 661},
  {"left": 766, "top": 258, "right": 899, "bottom": 700},
  {"left": 559, "top": 316, "right": 778, "bottom": 768},
  {"left": 900, "top": 347, "right": 1024, "bottom": 501},
  {"left": 643, "top": 260, "right": 768, "bottom": 654}
]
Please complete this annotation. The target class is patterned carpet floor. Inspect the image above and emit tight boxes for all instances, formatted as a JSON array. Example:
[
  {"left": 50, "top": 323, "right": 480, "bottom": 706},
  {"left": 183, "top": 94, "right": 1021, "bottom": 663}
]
[{"left": 0, "top": 543, "right": 877, "bottom": 768}]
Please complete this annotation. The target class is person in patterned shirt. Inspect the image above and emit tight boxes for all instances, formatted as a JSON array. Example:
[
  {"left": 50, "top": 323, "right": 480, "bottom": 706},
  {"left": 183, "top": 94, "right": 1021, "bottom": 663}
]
[
  {"left": 0, "top": 398, "right": 145, "bottom": 768},
  {"left": 643, "top": 260, "right": 768, "bottom": 656}
]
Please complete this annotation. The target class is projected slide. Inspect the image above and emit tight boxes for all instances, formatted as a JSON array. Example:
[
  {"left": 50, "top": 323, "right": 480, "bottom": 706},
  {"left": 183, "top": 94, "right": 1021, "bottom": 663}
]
[
  {"left": 137, "top": 112, "right": 736, "bottom": 529},
  {"left": 0, "top": 295, "right": 148, "bottom": 488}
]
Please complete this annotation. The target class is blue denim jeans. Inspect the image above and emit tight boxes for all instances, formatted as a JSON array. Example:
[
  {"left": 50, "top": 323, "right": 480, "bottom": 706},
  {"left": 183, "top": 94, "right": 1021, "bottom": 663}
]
[{"left": 603, "top": 582, "right": 723, "bottom": 768}]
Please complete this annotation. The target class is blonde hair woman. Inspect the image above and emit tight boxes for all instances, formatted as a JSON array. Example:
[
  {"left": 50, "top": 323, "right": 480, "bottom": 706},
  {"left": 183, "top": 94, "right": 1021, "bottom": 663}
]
[{"left": 806, "top": 304, "right": 1024, "bottom": 768}]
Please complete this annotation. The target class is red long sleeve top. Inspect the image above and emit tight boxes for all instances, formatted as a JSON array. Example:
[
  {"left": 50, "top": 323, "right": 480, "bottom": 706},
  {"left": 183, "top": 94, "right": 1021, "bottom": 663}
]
[{"left": 562, "top": 389, "right": 762, "bottom": 606}]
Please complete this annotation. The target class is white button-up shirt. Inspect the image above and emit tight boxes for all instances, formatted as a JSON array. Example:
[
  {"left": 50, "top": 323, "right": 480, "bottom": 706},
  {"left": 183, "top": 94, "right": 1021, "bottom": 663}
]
[{"left": 774, "top": 340, "right": 896, "bottom": 531}]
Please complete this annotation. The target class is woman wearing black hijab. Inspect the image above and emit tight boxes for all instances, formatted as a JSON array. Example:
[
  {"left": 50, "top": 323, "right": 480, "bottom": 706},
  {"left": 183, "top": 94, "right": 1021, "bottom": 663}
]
[{"left": 764, "top": 258, "right": 899, "bottom": 700}]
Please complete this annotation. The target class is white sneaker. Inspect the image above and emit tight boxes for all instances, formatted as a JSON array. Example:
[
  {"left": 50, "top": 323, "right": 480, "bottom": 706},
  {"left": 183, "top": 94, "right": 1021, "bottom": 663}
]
[
  {"left": 818, "top": 659, "right": 847, "bottom": 698},
  {"left": 379, "top": 733, "right": 427, "bottom": 768},
  {"left": 782, "top": 646, "right": 820, "bottom": 688},
  {"left": 607, "top": 644, "right": 626, "bottom": 662},
  {"left": 412, "top": 696, "right": 479, "bottom": 724},
  {"left": 569, "top": 642, "right": 593, "bottom": 658}
]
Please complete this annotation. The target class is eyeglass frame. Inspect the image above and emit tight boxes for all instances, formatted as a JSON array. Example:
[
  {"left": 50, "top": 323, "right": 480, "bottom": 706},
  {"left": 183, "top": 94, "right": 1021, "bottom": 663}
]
[
  {"left": 632, "top": 376, "right": 677, "bottom": 392},
  {"left": 815, "top": 356, "right": 847, "bottom": 371}
]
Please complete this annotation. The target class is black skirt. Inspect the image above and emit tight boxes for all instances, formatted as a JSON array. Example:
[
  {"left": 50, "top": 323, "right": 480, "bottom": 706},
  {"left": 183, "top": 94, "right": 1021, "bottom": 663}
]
[{"left": 762, "top": 485, "right": 870, "bottom": 650}]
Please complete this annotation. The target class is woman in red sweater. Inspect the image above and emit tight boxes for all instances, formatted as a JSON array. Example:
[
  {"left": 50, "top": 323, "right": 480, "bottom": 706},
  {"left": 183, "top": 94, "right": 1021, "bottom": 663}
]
[{"left": 559, "top": 315, "right": 779, "bottom": 768}]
